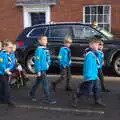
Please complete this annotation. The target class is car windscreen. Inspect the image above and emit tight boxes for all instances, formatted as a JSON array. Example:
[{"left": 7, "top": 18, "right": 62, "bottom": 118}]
[{"left": 95, "top": 26, "right": 114, "bottom": 40}]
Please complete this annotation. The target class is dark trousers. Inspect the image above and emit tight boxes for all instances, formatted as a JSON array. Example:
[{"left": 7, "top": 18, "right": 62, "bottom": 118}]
[
  {"left": 30, "top": 71, "right": 50, "bottom": 98},
  {"left": 98, "top": 68, "right": 105, "bottom": 90},
  {"left": 54, "top": 66, "right": 71, "bottom": 88},
  {"left": 76, "top": 80, "right": 101, "bottom": 102},
  {"left": 0, "top": 75, "right": 11, "bottom": 102}
]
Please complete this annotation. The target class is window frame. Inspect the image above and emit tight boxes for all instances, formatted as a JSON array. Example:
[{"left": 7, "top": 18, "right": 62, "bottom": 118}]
[{"left": 83, "top": 5, "right": 111, "bottom": 32}]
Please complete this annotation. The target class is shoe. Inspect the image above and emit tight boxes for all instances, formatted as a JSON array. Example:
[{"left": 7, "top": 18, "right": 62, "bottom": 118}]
[
  {"left": 7, "top": 101, "right": 16, "bottom": 107},
  {"left": 0, "top": 100, "right": 7, "bottom": 104},
  {"left": 95, "top": 101, "right": 106, "bottom": 107},
  {"left": 43, "top": 98, "right": 56, "bottom": 104},
  {"left": 72, "top": 93, "right": 78, "bottom": 107},
  {"left": 28, "top": 91, "right": 32, "bottom": 97},
  {"left": 31, "top": 97, "right": 37, "bottom": 102},
  {"left": 28, "top": 92, "right": 37, "bottom": 102},
  {"left": 102, "top": 88, "right": 110, "bottom": 92},
  {"left": 65, "top": 86, "right": 72, "bottom": 91},
  {"left": 51, "top": 82, "right": 56, "bottom": 92}
]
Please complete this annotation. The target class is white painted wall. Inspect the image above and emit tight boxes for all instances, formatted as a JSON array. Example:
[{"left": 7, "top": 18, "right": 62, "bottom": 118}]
[{"left": 23, "top": 5, "right": 51, "bottom": 28}]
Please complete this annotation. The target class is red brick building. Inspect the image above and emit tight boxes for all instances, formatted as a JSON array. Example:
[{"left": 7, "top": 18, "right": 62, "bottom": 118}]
[{"left": 0, "top": 0, "right": 120, "bottom": 42}]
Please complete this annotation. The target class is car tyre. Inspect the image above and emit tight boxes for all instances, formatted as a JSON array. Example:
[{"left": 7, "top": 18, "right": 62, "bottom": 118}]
[
  {"left": 113, "top": 56, "right": 120, "bottom": 76},
  {"left": 26, "top": 54, "right": 35, "bottom": 74}
]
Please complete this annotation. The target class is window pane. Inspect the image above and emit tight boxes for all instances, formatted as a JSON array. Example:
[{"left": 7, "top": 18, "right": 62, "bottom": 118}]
[
  {"left": 104, "top": 15, "right": 109, "bottom": 23},
  {"left": 74, "top": 25, "right": 100, "bottom": 39},
  {"left": 49, "top": 26, "right": 72, "bottom": 38},
  {"left": 31, "top": 13, "right": 45, "bottom": 25},
  {"left": 29, "top": 27, "right": 47, "bottom": 37},
  {"left": 104, "top": 24, "right": 109, "bottom": 31},
  {"left": 104, "top": 6, "right": 110, "bottom": 14},
  {"left": 85, "top": 6, "right": 90, "bottom": 14},
  {"left": 85, "top": 15, "right": 90, "bottom": 23},
  {"left": 91, "top": 6, "right": 97, "bottom": 14},
  {"left": 98, "top": 6, "right": 103, "bottom": 14},
  {"left": 98, "top": 24, "right": 103, "bottom": 28},
  {"left": 98, "top": 15, "right": 103, "bottom": 22},
  {"left": 91, "top": 15, "right": 96, "bottom": 23}
]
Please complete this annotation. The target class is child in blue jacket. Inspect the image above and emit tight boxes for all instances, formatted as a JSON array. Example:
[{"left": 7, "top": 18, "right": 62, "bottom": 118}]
[
  {"left": 97, "top": 41, "right": 110, "bottom": 92},
  {"left": 72, "top": 37, "right": 105, "bottom": 107},
  {"left": 52, "top": 35, "right": 72, "bottom": 91},
  {"left": 29, "top": 35, "right": 56, "bottom": 104},
  {"left": 8, "top": 45, "right": 16, "bottom": 71},
  {"left": 0, "top": 40, "right": 15, "bottom": 106}
]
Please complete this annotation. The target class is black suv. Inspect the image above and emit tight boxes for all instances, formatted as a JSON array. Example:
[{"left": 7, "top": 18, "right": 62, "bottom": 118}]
[{"left": 16, "top": 22, "right": 120, "bottom": 76}]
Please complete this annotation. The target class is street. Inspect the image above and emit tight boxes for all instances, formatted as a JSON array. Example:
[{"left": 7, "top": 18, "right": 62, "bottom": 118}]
[{"left": 0, "top": 74, "right": 120, "bottom": 120}]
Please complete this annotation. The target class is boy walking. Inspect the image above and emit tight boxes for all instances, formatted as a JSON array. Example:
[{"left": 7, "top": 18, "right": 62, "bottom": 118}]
[
  {"left": 52, "top": 35, "right": 72, "bottom": 91},
  {"left": 0, "top": 40, "right": 15, "bottom": 106},
  {"left": 97, "top": 41, "right": 110, "bottom": 92},
  {"left": 72, "top": 37, "right": 105, "bottom": 107},
  {"left": 29, "top": 35, "right": 56, "bottom": 104}
]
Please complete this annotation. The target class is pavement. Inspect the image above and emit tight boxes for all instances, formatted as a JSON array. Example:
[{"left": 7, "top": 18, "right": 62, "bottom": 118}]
[{"left": 0, "top": 74, "right": 120, "bottom": 120}]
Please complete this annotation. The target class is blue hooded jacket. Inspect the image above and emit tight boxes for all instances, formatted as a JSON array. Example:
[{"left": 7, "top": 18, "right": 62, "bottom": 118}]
[
  {"left": 58, "top": 47, "right": 71, "bottom": 68},
  {"left": 34, "top": 46, "right": 51, "bottom": 72},
  {"left": 97, "top": 50, "right": 104, "bottom": 69},
  {"left": 0, "top": 50, "right": 12, "bottom": 75},
  {"left": 8, "top": 52, "right": 16, "bottom": 71},
  {"left": 83, "top": 49, "right": 98, "bottom": 81}
]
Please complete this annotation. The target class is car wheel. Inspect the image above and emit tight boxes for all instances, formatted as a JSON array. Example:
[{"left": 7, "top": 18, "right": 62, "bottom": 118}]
[
  {"left": 113, "top": 56, "right": 120, "bottom": 76},
  {"left": 26, "top": 54, "right": 35, "bottom": 74}
]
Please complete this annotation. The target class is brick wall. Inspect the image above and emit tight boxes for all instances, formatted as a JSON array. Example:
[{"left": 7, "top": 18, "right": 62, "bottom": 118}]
[
  {"left": 51, "top": 0, "right": 120, "bottom": 39},
  {"left": 0, "top": 0, "right": 23, "bottom": 42},
  {"left": 0, "top": 0, "right": 120, "bottom": 41}
]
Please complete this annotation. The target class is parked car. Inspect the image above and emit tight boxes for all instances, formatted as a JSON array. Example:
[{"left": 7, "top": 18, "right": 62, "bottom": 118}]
[{"left": 16, "top": 22, "right": 120, "bottom": 76}]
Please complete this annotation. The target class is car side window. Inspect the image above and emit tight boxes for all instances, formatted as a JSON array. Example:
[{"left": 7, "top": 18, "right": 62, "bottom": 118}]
[
  {"left": 49, "top": 26, "right": 72, "bottom": 38},
  {"left": 73, "top": 25, "right": 101, "bottom": 39},
  {"left": 27, "top": 27, "right": 48, "bottom": 38}
]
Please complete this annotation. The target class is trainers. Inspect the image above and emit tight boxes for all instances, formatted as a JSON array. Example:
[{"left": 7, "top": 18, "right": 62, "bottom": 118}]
[
  {"left": 65, "top": 86, "right": 72, "bottom": 91},
  {"left": 28, "top": 92, "right": 37, "bottom": 102},
  {"left": 102, "top": 88, "right": 110, "bottom": 92},
  {"left": 95, "top": 101, "right": 106, "bottom": 107},
  {"left": 7, "top": 101, "right": 16, "bottom": 107},
  {"left": 51, "top": 82, "right": 56, "bottom": 92},
  {"left": 31, "top": 97, "right": 37, "bottom": 102},
  {"left": 44, "top": 98, "right": 56, "bottom": 104},
  {"left": 72, "top": 93, "right": 78, "bottom": 107}
]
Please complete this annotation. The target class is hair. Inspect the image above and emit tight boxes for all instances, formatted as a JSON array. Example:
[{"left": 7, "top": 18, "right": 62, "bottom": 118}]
[
  {"left": 38, "top": 34, "right": 47, "bottom": 41},
  {"left": 2, "top": 39, "right": 13, "bottom": 47},
  {"left": 92, "top": 21, "right": 98, "bottom": 26},
  {"left": 64, "top": 35, "right": 72, "bottom": 43},
  {"left": 12, "top": 44, "right": 16, "bottom": 52},
  {"left": 89, "top": 36, "right": 102, "bottom": 44},
  {"left": 99, "top": 40, "right": 104, "bottom": 45}
]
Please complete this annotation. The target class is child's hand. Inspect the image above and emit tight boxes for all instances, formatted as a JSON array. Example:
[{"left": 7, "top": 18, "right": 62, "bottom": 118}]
[
  {"left": 5, "top": 69, "right": 12, "bottom": 75},
  {"left": 17, "top": 65, "right": 23, "bottom": 71},
  {"left": 37, "top": 72, "right": 41, "bottom": 76},
  {"left": 63, "top": 66, "right": 66, "bottom": 68},
  {"left": 7, "top": 71, "right": 12, "bottom": 75}
]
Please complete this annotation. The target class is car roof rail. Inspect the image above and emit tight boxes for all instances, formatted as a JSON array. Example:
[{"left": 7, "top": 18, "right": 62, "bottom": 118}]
[
  {"left": 49, "top": 21, "right": 83, "bottom": 24},
  {"left": 32, "top": 21, "right": 83, "bottom": 27}
]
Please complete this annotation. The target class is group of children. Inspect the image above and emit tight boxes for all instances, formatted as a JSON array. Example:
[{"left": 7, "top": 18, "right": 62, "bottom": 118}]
[
  {"left": 0, "top": 34, "right": 109, "bottom": 107},
  {"left": 0, "top": 40, "right": 28, "bottom": 107},
  {"left": 28, "top": 34, "right": 109, "bottom": 107}
]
